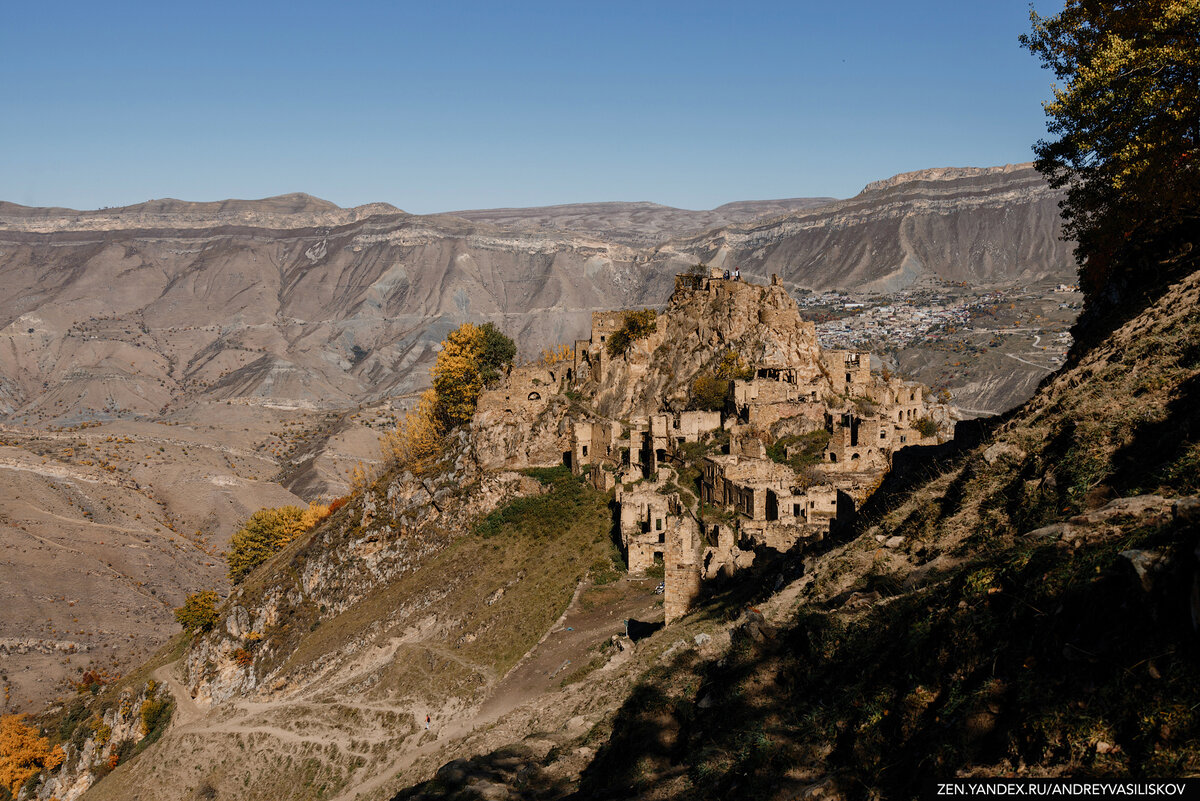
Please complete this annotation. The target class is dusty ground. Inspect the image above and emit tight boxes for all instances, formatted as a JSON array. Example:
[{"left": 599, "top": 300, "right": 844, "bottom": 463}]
[{"left": 0, "top": 402, "right": 398, "bottom": 712}]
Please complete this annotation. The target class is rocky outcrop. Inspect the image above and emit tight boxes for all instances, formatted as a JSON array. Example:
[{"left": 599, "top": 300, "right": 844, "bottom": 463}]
[
  {"left": 179, "top": 435, "right": 542, "bottom": 706},
  {"left": 584, "top": 279, "right": 827, "bottom": 419}
]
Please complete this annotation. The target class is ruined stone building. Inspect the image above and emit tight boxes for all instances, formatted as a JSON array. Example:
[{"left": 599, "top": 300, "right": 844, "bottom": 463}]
[{"left": 471, "top": 269, "right": 956, "bottom": 622}]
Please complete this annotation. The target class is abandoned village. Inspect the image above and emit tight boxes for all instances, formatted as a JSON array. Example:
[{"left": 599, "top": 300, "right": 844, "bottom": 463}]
[{"left": 468, "top": 269, "right": 957, "bottom": 623}]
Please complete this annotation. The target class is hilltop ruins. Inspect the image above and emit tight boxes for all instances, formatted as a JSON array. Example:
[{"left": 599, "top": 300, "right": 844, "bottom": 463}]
[{"left": 473, "top": 269, "right": 955, "bottom": 621}]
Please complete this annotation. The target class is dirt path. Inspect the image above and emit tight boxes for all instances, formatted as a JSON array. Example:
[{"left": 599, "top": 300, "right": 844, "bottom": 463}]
[
  {"left": 330, "top": 577, "right": 662, "bottom": 801},
  {"left": 152, "top": 660, "right": 204, "bottom": 728}
]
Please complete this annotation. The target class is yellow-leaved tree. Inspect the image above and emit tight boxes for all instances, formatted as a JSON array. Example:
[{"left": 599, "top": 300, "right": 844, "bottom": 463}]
[
  {"left": 226, "top": 506, "right": 309, "bottom": 583},
  {"left": 0, "top": 713, "right": 64, "bottom": 797},
  {"left": 432, "top": 323, "right": 486, "bottom": 429},
  {"left": 1021, "top": 0, "right": 1200, "bottom": 310},
  {"left": 380, "top": 388, "right": 443, "bottom": 473}
]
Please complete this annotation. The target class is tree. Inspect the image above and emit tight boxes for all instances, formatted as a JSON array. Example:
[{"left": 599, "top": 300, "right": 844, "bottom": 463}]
[
  {"left": 605, "top": 309, "right": 658, "bottom": 358},
  {"left": 432, "top": 323, "right": 486, "bottom": 428},
  {"left": 1021, "top": 1, "right": 1200, "bottom": 303},
  {"left": 380, "top": 388, "right": 443, "bottom": 473},
  {"left": 478, "top": 323, "right": 517, "bottom": 387},
  {"left": 174, "top": 590, "right": 220, "bottom": 633},
  {"left": 0, "top": 714, "right": 65, "bottom": 797},
  {"left": 226, "top": 506, "right": 308, "bottom": 583},
  {"left": 690, "top": 373, "right": 731, "bottom": 411}
]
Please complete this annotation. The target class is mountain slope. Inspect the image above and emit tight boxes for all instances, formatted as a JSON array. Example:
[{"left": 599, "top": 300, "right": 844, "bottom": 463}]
[
  {"left": 641, "top": 163, "right": 1071, "bottom": 296},
  {"left": 32, "top": 258, "right": 1194, "bottom": 801}
]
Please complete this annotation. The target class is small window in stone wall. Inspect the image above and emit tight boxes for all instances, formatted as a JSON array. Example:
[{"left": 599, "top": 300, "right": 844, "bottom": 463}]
[
  {"left": 528, "top": 391, "right": 541, "bottom": 401},
  {"left": 582, "top": 445, "right": 588, "bottom": 456},
  {"left": 656, "top": 518, "right": 663, "bottom": 531}
]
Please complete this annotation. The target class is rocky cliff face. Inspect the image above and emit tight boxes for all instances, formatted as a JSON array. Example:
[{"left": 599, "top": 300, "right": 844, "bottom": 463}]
[
  {"left": 641, "top": 163, "right": 1071, "bottom": 297},
  {"left": 585, "top": 280, "right": 827, "bottom": 419}
]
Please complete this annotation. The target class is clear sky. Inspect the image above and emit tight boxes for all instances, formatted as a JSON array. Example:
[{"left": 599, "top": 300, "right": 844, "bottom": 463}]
[{"left": 0, "top": 1, "right": 1063, "bottom": 214}]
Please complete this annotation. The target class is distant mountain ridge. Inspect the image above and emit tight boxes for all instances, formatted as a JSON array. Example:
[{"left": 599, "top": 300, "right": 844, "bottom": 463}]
[
  {"left": 447, "top": 197, "right": 837, "bottom": 246},
  {"left": 0, "top": 164, "right": 1072, "bottom": 425},
  {"left": 643, "top": 162, "right": 1069, "bottom": 294},
  {"left": 0, "top": 192, "right": 404, "bottom": 233}
]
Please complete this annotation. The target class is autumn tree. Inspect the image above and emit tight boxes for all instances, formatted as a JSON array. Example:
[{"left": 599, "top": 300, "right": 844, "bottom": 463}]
[
  {"left": 380, "top": 388, "right": 443, "bottom": 473},
  {"left": 689, "top": 351, "right": 754, "bottom": 411},
  {"left": 431, "top": 322, "right": 517, "bottom": 429},
  {"left": 432, "top": 323, "right": 485, "bottom": 429},
  {"left": 1021, "top": 1, "right": 1200, "bottom": 307},
  {"left": 173, "top": 590, "right": 220, "bottom": 633},
  {"left": 226, "top": 506, "right": 308, "bottom": 583},
  {"left": 0, "top": 714, "right": 64, "bottom": 797}
]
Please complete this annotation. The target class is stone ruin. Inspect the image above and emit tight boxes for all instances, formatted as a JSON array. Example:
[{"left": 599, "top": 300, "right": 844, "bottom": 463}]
[{"left": 472, "top": 270, "right": 956, "bottom": 623}]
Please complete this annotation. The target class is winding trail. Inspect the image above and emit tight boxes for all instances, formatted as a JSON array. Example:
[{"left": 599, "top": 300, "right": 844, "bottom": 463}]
[{"left": 152, "top": 660, "right": 204, "bottom": 728}]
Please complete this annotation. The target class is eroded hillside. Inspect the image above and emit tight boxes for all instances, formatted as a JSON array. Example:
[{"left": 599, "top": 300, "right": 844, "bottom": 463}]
[{"left": 30, "top": 262, "right": 1193, "bottom": 801}]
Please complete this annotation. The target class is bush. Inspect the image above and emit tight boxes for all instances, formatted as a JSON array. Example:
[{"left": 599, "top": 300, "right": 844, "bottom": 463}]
[
  {"left": 914, "top": 417, "right": 939, "bottom": 439},
  {"left": 606, "top": 309, "right": 658, "bottom": 358},
  {"left": 691, "top": 374, "right": 731, "bottom": 412},
  {"left": 479, "top": 323, "right": 517, "bottom": 387},
  {"left": 227, "top": 506, "right": 309, "bottom": 583},
  {"left": 138, "top": 696, "right": 172, "bottom": 740},
  {"left": 380, "top": 389, "right": 443, "bottom": 474},
  {"left": 0, "top": 714, "right": 65, "bottom": 797},
  {"left": 767, "top": 429, "right": 831, "bottom": 472},
  {"left": 174, "top": 590, "right": 220, "bottom": 633},
  {"left": 432, "top": 322, "right": 517, "bottom": 428}
]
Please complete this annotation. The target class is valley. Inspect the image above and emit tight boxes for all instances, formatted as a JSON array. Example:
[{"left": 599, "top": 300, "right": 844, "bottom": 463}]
[{"left": 0, "top": 164, "right": 1078, "bottom": 715}]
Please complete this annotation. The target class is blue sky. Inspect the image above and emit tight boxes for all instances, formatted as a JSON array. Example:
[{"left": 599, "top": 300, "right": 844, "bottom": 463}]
[{"left": 0, "top": 1, "right": 1062, "bottom": 213}]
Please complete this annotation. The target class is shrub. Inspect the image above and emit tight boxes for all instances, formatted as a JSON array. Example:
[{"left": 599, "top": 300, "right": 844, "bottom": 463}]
[
  {"left": 914, "top": 417, "right": 939, "bottom": 438},
  {"left": 138, "top": 696, "right": 172, "bottom": 739},
  {"left": 715, "top": 352, "right": 754, "bottom": 381},
  {"left": 691, "top": 374, "right": 731, "bottom": 412},
  {"left": 379, "top": 388, "right": 443, "bottom": 474},
  {"left": 174, "top": 590, "right": 220, "bottom": 633},
  {"left": 227, "top": 506, "right": 308, "bottom": 582},
  {"left": 606, "top": 309, "right": 658, "bottom": 358},
  {"left": 767, "top": 429, "right": 831, "bottom": 472},
  {"left": 0, "top": 714, "right": 65, "bottom": 797},
  {"left": 479, "top": 322, "right": 517, "bottom": 387}
]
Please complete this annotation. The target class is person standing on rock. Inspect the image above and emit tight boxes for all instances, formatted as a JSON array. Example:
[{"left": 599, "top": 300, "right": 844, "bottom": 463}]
[
  {"left": 734, "top": 268, "right": 741, "bottom": 282},
  {"left": 425, "top": 714, "right": 430, "bottom": 730}
]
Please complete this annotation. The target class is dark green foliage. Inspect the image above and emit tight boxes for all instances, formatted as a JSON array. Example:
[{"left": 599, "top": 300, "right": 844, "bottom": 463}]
[
  {"left": 478, "top": 323, "right": 517, "bottom": 387},
  {"left": 766, "top": 429, "right": 830, "bottom": 472},
  {"left": 606, "top": 309, "right": 658, "bottom": 358},
  {"left": 520, "top": 465, "right": 573, "bottom": 486},
  {"left": 475, "top": 469, "right": 598, "bottom": 540},
  {"left": 173, "top": 590, "right": 220, "bottom": 633},
  {"left": 913, "top": 416, "right": 939, "bottom": 438}
]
